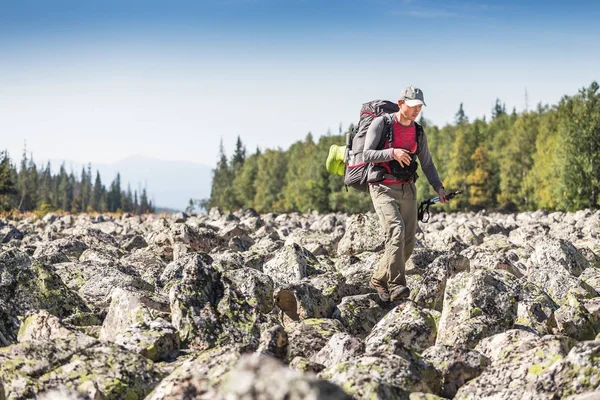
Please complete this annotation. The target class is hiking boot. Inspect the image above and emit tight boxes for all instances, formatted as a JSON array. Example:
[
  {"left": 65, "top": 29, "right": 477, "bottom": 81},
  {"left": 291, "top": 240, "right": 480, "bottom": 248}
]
[
  {"left": 369, "top": 279, "right": 390, "bottom": 302},
  {"left": 390, "top": 285, "right": 410, "bottom": 301}
]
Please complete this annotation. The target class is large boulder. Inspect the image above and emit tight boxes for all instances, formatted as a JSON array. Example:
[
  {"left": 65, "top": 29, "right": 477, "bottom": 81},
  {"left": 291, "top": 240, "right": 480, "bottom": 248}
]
[
  {"left": 365, "top": 301, "right": 439, "bottom": 355},
  {"left": 455, "top": 335, "right": 575, "bottom": 399},
  {"left": 332, "top": 293, "right": 387, "bottom": 338},
  {"left": 337, "top": 213, "right": 384, "bottom": 256},
  {"left": 0, "top": 336, "right": 164, "bottom": 399},
  {"left": 0, "top": 250, "right": 90, "bottom": 343},
  {"left": 319, "top": 354, "right": 441, "bottom": 399},
  {"left": 436, "top": 269, "right": 520, "bottom": 349}
]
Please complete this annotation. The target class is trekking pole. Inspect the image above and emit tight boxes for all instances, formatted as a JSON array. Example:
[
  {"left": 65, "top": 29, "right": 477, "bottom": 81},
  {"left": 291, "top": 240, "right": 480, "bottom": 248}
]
[{"left": 418, "top": 190, "right": 463, "bottom": 223}]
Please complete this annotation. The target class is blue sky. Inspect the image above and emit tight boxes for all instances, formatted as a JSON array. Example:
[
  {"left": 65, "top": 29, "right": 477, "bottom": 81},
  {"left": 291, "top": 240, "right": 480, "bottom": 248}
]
[{"left": 1, "top": 0, "right": 599, "bottom": 168}]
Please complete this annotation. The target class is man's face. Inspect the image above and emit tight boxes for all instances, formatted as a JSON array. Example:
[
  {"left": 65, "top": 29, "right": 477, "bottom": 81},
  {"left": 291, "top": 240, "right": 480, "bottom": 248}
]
[{"left": 400, "top": 101, "right": 423, "bottom": 121}]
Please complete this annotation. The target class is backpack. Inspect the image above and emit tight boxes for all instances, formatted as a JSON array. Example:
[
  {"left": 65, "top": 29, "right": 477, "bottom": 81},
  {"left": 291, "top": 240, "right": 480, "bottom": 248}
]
[{"left": 343, "top": 100, "right": 399, "bottom": 191}]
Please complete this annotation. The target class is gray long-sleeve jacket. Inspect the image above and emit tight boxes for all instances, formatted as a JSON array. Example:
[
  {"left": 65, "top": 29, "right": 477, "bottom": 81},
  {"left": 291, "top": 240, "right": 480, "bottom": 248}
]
[{"left": 363, "top": 114, "right": 444, "bottom": 192}]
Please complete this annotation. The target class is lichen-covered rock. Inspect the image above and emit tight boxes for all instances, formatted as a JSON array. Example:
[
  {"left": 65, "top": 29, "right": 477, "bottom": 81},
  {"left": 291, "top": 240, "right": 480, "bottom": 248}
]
[
  {"left": 366, "top": 301, "right": 438, "bottom": 355},
  {"left": 144, "top": 346, "right": 241, "bottom": 399},
  {"left": 33, "top": 237, "right": 88, "bottom": 263},
  {"left": 422, "top": 345, "right": 490, "bottom": 398},
  {"left": 319, "top": 354, "right": 441, "bottom": 399},
  {"left": 455, "top": 335, "right": 575, "bottom": 399},
  {"left": 99, "top": 287, "right": 170, "bottom": 342},
  {"left": 52, "top": 260, "right": 155, "bottom": 313},
  {"left": 580, "top": 267, "right": 600, "bottom": 293},
  {"left": 412, "top": 254, "right": 470, "bottom": 311},
  {"left": 310, "top": 332, "right": 363, "bottom": 369},
  {"left": 285, "top": 318, "right": 345, "bottom": 362},
  {"left": 216, "top": 353, "right": 349, "bottom": 399},
  {"left": 274, "top": 274, "right": 345, "bottom": 323},
  {"left": 515, "top": 281, "right": 560, "bottom": 335},
  {"left": 337, "top": 213, "right": 384, "bottom": 256},
  {"left": 436, "top": 269, "right": 520, "bottom": 349},
  {"left": 531, "top": 340, "right": 600, "bottom": 398},
  {"left": 474, "top": 329, "right": 540, "bottom": 362},
  {"left": 158, "top": 252, "right": 214, "bottom": 288},
  {"left": 553, "top": 295, "right": 597, "bottom": 341},
  {"left": 256, "top": 324, "right": 288, "bottom": 360},
  {"left": 114, "top": 318, "right": 180, "bottom": 361},
  {"left": 17, "top": 310, "right": 80, "bottom": 342},
  {"left": 222, "top": 267, "right": 274, "bottom": 314},
  {"left": 336, "top": 252, "right": 380, "bottom": 296},
  {"left": 526, "top": 238, "right": 597, "bottom": 305},
  {"left": 332, "top": 293, "right": 387, "bottom": 338},
  {"left": 0, "top": 336, "right": 163, "bottom": 400},
  {"left": 119, "top": 249, "right": 166, "bottom": 286},
  {"left": 169, "top": 253, "right": 271, "bottom": 351},
  {"left": 263, "top": 243, "right": 323, "bottom": 286},
  {"left": 120, "top": 234, "right": 148, "bottom": 251},
  {"left": 0, "top": 250, "right": 90, "bottom": 343}
]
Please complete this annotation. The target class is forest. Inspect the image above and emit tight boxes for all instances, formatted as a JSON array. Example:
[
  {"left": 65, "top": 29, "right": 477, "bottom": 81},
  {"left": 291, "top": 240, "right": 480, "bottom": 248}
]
[
  {"left": 0, "top": 151, "right": 154, "bottom": 215},
  {"left": 203, "top": 81, "right": 600, "bottom": 214}
]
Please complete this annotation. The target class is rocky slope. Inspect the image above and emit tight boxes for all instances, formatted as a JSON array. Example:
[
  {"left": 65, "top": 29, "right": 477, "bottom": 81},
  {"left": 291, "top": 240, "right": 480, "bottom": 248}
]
[{"left": 0, "top": 208, "right": 600, "bottom": 399}]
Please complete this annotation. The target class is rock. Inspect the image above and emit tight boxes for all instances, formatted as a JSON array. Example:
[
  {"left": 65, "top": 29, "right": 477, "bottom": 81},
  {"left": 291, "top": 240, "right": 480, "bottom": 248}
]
[
  {"left": 422, "top": 345, "right": 490, "bottom": 398},
  {"left": 120, "top": 234, "right": 148, "bottom": 251},
  {"left": 0, "top": 337, "right": 164, "bottom": 399},
  {"left": 365, "top": 301, "right": 438, "bottom": 355},
  {"left": 436, "top": 269, "right": 520, "bottom": 349},
  {"left": 310, "top": 332, "right": 363, "bottom": 369},
  {"left": 218, "top": 353, "right": 349, "bottom": 399},
  {"left": 455, "top": 335, "right": 575, "bottom": 399},
  {"left": 526, "top": 238, "right": 597, "bottom": 306},
  {"left": 319, "top": 354, "right": 441, "bottom": 399},
  {"left": 222, "top": 267, "right": 274, "bottom": 314},
  {"left": 412, "top": 254, "right": 470, "bottom": 311},
  {"left": 33, "top": 237, "right": 88, "bottom": 263},
  {"left": 169, "top": 253, "right": 271, "bottom": 351},
  {"left": 17, "top": 310, "right": 81, "bottom": 342},
  {"left": 53, "top": 260, "right": 155, "bottom": 313},
  {"left": 337, "top": 213, "right": 384, "bottom": 256},
  {"left": 114, "top": 318, "right": 180, "bottom": 361},
  {"left": 120, "top": 249, "right": 167, "bottom": 286},
  {"left": 553, "top": 295, "right": 597, "bottom": 341},
  {"left": 256, "top": 324, "right": 288, "bottom": 360},
  {"left": 158, "top": 252, "right": 214, "bottom": 288},
  {"left": 144, "top": 346, "right": 242, "bottom": 399},
  {"left": 0, "top": 250, "right": 90, "bottom": 343},
  {"left": 532, "top": 340, "right": 600, "bottom": 398},
  {"left": 285, "top": 318, "right": 345, "bottom": 362},
  {"left": 99, "top": 287, "right": 170, "bottom": 342},
  {"left": 263, "top": 243, "right": 323, "bottom": 286},
  {"left": 332, "top": 293, "right": 387, "bottom": 338},
  {"left": 274, "top": 274, "right": 345, "bottom": 323},
  {"left": 474, "top": 329, "right": 540, "bottom": 362}
]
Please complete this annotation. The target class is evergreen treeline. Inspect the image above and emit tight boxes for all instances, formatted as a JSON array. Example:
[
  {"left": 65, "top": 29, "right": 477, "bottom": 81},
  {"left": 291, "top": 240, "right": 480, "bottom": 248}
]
[
  {"left": 0, "top": 150, "right": 154, "bottom": 214},
  {"left": 202, "top": 81, "right": 600, "bottom": 214}
]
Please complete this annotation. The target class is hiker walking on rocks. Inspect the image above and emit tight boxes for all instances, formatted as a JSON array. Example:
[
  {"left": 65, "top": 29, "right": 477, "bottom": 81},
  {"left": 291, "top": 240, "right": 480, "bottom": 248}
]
[{"left": 364, "top": 85, "right": 446, "bottom": 302}]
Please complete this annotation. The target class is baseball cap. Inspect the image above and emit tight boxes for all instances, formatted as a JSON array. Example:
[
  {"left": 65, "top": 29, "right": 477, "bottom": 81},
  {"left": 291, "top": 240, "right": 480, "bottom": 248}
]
[{"left": 400, "top": 85, "right": 426, "bottom": 107}]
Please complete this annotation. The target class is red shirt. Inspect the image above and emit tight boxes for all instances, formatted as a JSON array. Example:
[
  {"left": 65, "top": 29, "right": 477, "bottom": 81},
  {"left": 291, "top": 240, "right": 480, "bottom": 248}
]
[{"left": 377, "top": 119, "right": 417, "bottom": 185}]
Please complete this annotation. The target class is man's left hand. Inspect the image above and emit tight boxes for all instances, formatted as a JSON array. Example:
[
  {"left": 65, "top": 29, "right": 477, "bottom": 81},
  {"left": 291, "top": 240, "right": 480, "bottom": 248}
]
[{"left": 438, "top": 188, "right": 447, "bottom": 203}]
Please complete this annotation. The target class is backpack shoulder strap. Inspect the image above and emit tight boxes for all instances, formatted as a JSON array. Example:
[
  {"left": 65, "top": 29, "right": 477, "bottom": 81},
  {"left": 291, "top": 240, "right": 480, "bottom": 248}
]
[
  {"left": 414, "top": 121, "right": 424, "bottom": 152},
  {"left": 379, "top": 114, "right": 394, "bottom": 149}
]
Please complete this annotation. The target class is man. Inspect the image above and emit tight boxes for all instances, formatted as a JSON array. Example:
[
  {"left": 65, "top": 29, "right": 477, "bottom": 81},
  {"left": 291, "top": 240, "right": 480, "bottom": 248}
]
[{"left": 363, "top": 85, "right": 446, "bottom": 302}]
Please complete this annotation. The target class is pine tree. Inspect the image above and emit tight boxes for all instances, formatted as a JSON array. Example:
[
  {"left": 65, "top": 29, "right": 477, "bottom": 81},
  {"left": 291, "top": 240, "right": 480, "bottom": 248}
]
[
  {"left": 91, "top": 171, "right": 103, "bottom": 212},
  {"left": 455, "top": 103, "right": 468, "bottom": 124},
  {"left": 0, "top": 151, "right": 16, "bottom": 211},
  {"left": 559, "top": 81, "right": 600, "bottom": 209}
]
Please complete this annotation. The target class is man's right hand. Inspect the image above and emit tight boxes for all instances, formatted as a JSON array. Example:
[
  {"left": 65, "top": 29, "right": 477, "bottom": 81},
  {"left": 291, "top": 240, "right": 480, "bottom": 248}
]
[{"left": 392, "top": 148, "right": 412, "bottom": 167}]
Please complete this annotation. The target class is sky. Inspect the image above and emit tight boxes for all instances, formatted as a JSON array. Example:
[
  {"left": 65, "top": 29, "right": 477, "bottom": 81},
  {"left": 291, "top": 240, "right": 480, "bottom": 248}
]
[{"left": 1, "top": 0, "right": 599, "bottom": 169}]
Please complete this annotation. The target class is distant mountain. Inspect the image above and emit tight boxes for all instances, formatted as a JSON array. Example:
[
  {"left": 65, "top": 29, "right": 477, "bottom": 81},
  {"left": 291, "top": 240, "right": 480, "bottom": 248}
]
[{"left": 46, "top": 155, "right": 213, "bottom": 211}]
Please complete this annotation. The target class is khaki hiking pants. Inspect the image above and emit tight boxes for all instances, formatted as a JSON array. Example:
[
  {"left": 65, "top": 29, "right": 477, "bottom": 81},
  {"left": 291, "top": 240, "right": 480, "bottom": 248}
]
[{"left": 369, "top": 182, "right": 417, "bottom": 290}]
